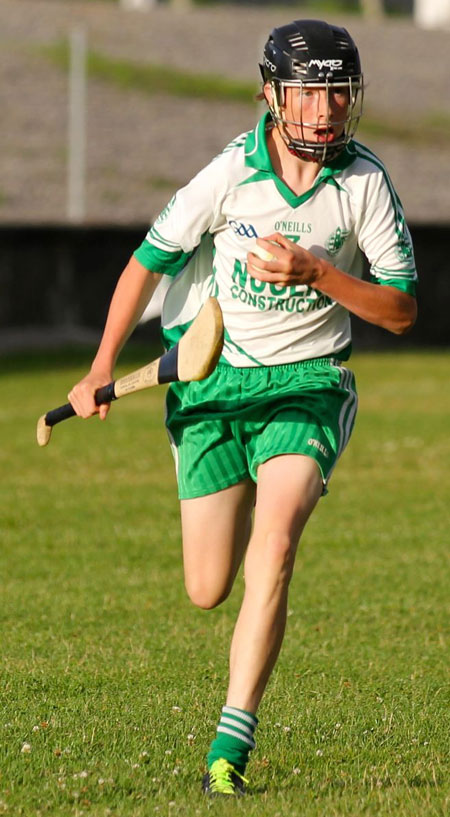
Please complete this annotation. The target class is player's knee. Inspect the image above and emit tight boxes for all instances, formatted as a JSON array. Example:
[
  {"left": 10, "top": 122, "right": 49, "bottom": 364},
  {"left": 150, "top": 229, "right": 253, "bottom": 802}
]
[
  {"left": 185, "top": 577, "right": 232, "bottom": 610},
  {"left": 258, "top": 530, "right": 296, "bottom": 583}
]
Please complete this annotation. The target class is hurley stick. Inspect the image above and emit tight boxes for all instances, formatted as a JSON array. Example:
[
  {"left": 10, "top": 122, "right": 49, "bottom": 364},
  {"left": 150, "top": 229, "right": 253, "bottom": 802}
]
[{"left": 37, "top": 297, "right": 224, "bottom": 447}]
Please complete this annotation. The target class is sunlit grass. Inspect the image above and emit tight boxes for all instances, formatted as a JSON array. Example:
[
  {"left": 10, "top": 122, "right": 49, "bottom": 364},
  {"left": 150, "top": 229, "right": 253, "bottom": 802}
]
[{"left": 1, "top": 349, "right": 449, "bottom": 815}]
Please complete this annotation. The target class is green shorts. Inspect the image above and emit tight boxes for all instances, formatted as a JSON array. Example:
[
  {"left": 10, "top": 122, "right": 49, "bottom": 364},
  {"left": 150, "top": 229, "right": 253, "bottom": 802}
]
[{"left": 165, "top": 358, "right": 358, "bottom": 499}]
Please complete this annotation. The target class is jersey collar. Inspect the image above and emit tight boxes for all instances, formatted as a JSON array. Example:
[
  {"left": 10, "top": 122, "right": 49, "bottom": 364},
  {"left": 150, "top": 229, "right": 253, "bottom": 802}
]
[
  {"left": 244, "top": 112, "right": 274, "bottom": 173},
  {"left": 244, "top": 112, "right": 358, "bottom": 206}
]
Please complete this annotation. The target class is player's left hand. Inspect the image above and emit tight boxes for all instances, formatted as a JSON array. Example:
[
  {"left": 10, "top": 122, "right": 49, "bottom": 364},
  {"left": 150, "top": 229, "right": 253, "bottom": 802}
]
[{"left": 247, "top": 233, "right": 324, "bottom": 287}]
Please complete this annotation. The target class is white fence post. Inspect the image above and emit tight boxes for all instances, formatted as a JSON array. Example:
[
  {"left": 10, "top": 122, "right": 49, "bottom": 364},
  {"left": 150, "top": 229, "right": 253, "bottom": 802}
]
[{"left": 67, "top": 26, "right": 87, "bottom": 223}]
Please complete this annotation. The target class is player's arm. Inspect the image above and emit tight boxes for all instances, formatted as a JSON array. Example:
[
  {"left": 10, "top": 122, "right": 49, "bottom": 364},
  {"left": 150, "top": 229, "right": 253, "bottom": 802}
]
[
  {"left": 69, "top": 152, "right": 229, "bottom": 419},
  {"left": 247, "top": 234, "right": 417, "bottom": 335},
  {"left": 68, "top": 256, "right": 162, "bottom": 419}
]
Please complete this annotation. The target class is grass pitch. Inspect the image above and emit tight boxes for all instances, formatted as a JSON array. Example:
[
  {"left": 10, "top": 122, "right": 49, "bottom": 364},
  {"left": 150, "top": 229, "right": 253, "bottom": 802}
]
[{"left": 1, "top": 349, "right": 449, "bottom": 816}]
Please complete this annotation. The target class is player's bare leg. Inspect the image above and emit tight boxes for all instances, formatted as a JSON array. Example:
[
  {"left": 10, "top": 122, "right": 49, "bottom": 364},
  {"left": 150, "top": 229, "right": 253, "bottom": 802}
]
[
  {"left": 180, "top": 479, "right": 256, "bottom": 610},
  {"left": 181, "top": 478, "right": 257, "bottom": 795},
  {"left": 186, "top": 455, "right": 323, "bottom": 792},
  {"left": 226, "top": 454, "right": 322, "bottom": 712}
]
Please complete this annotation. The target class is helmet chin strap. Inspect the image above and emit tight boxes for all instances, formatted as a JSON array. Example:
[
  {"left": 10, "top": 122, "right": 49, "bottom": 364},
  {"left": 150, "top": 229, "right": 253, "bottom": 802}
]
[{"left": 287, "top": 146, "right": 319, "bottom": 163}]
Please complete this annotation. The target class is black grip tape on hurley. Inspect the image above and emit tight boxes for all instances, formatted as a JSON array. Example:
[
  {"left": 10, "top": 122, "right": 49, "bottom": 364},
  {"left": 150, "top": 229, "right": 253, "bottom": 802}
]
[
  {"left": 45, "top": 402, "right": 77, "bottom": 427},
  {"left": 94, "top": 381, "right": 117, "bottom": 405},
  {"left": 44, "top": 381, "right": 117, "bottom": 428},
  {"left": 157, "top": 344, "right": 179, "bottom": 384}
]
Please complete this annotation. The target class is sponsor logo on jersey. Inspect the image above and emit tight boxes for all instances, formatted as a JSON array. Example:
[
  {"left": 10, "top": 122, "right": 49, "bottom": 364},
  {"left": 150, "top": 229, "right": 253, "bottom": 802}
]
[
  {"left": 307, "top": 438, "right": 330, "bottom": 458},
  {"left": 308, "top": 59, "right": 343, "bottom": 70},
  {"left": 325, "top": 226, "right": 350, "bottom": 257},
  {"left": 229, "top": 220, "right": 258, "bottom": 238},
  {"left": 274, "top": 221, "right": 312, "bottom": 235},
  {"left": 230, "top": 258, "right": 333, "bottom": 314}
]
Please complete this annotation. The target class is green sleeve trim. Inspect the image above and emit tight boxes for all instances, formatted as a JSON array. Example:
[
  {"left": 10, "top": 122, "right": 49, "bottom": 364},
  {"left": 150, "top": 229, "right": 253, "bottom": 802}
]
[
  {"left": 133, "top": 240, "right": 194, "bottom": 277},
  {"left": 370, "top": 274, "right": 417, "bottom": 297}
]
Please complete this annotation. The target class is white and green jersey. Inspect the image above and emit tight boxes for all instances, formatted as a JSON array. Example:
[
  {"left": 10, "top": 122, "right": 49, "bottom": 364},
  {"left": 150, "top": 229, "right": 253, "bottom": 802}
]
[{"left": 135, "top": 112, "right": 417, "bottom": 366}]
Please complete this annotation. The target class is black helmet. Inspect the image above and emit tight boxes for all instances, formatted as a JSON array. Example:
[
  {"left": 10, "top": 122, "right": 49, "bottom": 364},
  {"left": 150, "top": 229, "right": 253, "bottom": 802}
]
[{"left": 260, "top": 19, "right": 364, "bottom": 163}]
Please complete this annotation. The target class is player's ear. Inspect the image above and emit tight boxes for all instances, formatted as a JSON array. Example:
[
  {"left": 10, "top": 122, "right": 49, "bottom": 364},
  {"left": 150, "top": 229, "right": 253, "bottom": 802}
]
[{"left": 263, "top": 82, "right": 273, "bottom": 107}]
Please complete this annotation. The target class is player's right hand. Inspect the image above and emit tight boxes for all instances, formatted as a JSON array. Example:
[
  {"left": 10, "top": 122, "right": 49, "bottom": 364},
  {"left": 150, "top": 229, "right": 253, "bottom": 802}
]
[{"left": 68, "top": 370, "right": 113, "bottom": 421}]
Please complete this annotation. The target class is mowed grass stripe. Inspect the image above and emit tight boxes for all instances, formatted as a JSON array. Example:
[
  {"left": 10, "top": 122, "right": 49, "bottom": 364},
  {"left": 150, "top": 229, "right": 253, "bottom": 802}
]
[
  {"left": 41, "top": 42, "right": 258, "bottom": 104},
  {"left": 0, "top": 350, "right": 448, "bottom": 816},
  {"left": 38, "top": 43, "right": 450, "bottom": 147}
]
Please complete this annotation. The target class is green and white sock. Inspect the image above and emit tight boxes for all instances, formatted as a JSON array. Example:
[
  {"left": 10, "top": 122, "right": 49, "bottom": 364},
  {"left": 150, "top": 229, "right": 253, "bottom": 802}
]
[{"left": 207, "top": 706, "right": 258, "bottom": 774}]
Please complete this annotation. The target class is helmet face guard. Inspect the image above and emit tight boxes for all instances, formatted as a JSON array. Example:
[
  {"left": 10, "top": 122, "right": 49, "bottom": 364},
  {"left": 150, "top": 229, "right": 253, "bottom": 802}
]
[
  {"left": 267, "top": 75, "right": 364, "bottom": 164},
  {"left": 260, "top": 19, "right": 364, "bottom": 164}
]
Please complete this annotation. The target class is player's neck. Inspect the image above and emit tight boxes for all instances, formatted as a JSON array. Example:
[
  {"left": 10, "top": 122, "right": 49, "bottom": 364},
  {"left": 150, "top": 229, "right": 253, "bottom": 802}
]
[{"left": 267, "top": 125, "right": 321, "bottom": 196}]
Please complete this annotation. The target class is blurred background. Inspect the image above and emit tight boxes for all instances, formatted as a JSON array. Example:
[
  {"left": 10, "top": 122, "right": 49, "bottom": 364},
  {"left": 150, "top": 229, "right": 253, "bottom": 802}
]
[{"left": 1, "top": 0, "right": 449, "bottom": 351}]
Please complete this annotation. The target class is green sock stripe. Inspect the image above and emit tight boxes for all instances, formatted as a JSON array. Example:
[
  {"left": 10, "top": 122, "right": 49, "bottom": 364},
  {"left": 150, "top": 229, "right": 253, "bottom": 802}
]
[
  {"left": 222, "top": 706, "right": 258, "bottom": 727},
  {"left": 220, "top": 717, "right": 255, "bottom": 741},
  {"left": 217, "top": 725, "right": 255, "bottom": 748},
  {"left": 207, "top": 706, "right": 258, "bottom": 774}
]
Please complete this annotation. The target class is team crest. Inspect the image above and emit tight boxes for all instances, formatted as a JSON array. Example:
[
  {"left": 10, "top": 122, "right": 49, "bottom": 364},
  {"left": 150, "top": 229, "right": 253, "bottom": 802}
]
[
  {"left": 325, "top": 227, "right": 350, "bottom": 257},
  {"left": 396, "top": 220, "right": 414, "bottom": 262}
]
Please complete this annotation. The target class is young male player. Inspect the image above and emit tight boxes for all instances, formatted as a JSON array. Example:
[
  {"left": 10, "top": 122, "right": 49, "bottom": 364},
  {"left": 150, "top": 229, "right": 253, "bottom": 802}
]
[{"left": 69, "top": 20, "right": 417, "bottom": 796}]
